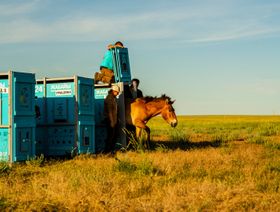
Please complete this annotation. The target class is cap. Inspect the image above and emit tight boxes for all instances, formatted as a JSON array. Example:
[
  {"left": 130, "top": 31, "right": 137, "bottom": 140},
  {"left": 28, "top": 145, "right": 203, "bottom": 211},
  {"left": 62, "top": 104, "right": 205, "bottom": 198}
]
[{"left": 112, "top": 85, "right": 120, "bottom": 93}]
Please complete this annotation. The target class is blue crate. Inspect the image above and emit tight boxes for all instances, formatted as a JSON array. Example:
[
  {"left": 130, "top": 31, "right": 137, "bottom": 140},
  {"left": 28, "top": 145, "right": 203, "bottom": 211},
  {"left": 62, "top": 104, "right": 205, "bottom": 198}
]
[
  {"left": 0, "top": 71, "right": 36, "bottom": 162},
  {"left": 35, "top": 76, "right": 95, "bottom": 156},
  {"left": 111, "top": 47, "right": 132, "bottom": 83}
]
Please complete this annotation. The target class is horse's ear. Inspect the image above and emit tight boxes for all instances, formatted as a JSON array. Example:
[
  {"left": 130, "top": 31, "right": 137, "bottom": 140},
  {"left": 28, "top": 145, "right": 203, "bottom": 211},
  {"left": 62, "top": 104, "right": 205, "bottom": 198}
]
[{"left": 170, "top": 100, "right": 175, "bottom": 104}]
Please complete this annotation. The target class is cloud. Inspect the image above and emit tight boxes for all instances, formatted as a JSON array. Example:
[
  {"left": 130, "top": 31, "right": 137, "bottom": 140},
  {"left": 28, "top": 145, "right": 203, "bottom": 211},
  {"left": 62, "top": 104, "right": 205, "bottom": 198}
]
[
  {"left": 0, "top": 11, "right": 183, "bottom": 43},
  {"left": 0, "top": 1, "right": 279, "bottom": 44},
  {"left": 184, "top": 26, "right": 280, "bottom": 44},
  {"left": 0, "top": 20, "right": 46, "bottom": 43},
  {"left": 0, "top": 0, "right": 39, "bottom": 16}
]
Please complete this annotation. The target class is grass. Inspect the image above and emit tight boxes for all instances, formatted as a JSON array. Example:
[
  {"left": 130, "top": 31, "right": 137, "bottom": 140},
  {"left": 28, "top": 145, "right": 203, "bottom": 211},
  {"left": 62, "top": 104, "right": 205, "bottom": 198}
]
[{"left": 0, "top": 115, "right": 280, "bottom": 211}]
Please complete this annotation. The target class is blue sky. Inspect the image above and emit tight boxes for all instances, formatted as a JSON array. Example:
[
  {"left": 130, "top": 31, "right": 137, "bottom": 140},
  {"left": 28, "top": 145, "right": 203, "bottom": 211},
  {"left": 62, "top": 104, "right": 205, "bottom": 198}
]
[{"left": 1, "top": 0, "right": 280, "bottom": 115}]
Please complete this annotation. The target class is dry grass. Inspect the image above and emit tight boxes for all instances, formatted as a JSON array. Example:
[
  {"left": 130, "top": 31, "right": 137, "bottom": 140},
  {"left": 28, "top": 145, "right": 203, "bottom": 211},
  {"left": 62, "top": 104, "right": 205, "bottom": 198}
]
[{"left": 1, "top": 115, "right": 280, "bottom": 211}]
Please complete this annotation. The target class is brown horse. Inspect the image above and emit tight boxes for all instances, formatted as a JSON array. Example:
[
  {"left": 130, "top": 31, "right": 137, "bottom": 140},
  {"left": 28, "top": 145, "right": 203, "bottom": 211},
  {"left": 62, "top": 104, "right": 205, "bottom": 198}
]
[{"left": 125, "top": 94, "right": 178, "bottom": 147}]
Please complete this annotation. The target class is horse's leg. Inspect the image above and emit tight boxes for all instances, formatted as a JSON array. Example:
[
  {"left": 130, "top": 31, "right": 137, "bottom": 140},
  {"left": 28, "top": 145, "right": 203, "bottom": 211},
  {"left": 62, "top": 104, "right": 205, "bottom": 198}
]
[
  {"left": 135, "top": 127, "right": 143, "bottom": 147},
  {"left": 145, "top": 126, "right": 151, "bottom": 149},
  {"left": 135, "top": 126, "right": 140, "bottom": 138},
  {"left": 147, "top": 127, "right": 151, "bottom": 149},
  {"left": 136, "top": 127, "right": 151, "bottom": 149},
  {"left": 134, "top": 120, "right": 148, "bottom": 148}
]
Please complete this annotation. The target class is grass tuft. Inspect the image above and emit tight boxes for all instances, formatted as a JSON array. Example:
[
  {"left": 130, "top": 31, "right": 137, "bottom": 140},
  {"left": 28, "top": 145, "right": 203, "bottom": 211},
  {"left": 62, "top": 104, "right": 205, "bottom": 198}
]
[
  {"left": 0, "top": 161, "right": 11, "bottom": 176},
  {"left": 169, "top": 128, "right": 190, "bottom": 142},
  {"left": 114, "top": 157, "right": 164, "bottom": 176},
  {"left": 114, "top": 158, "right": 137, "bottom": 174},
  {"left": 26, "top": 154, "right": 45, "bottom": 167}
]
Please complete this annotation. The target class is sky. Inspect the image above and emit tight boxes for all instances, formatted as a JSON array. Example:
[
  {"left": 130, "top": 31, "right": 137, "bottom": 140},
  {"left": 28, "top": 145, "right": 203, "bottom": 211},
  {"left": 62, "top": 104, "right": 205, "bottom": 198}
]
[{"left": 1, "top": 0, "right": 280, "bottom": 115}]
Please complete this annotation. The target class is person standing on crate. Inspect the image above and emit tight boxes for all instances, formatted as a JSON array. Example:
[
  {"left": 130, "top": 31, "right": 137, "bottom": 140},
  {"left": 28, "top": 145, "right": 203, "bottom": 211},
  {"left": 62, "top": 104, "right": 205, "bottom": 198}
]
[
  {"left": 129, "top": 78, "right": 143, "bottom": 100},
  {"left": 104, "top": 84, "right": 120, "bottom": 154},
  {"left": 94, "top": 41, "right": 124, "bottom": 84}
]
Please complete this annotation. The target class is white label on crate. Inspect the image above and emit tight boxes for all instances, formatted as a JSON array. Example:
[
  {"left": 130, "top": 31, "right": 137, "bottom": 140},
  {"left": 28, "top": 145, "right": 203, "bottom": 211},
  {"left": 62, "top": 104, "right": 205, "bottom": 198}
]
[
  {"left": 50, "top": 83, "right": 73, "bottom": 96},
  {"left": 0, "top": 152, "right": 8, "bottom": 157},
  {"left": 0, "top": 83, "right": 8, "bottom": 94},
  {"left": 55, "top": 89, "right": 72, "bottom": 96},
  {"left": 0, "top": 87, "right": 8, "bottom": 94},
  {"left": 35, "top": 85, "right": 43, "bottom": 93},
  {"left": 51, "top": 83, "right": 71, "bottom": 90},
  {"left": 95, "top": 88, "right": 109, "bottom": 99}
]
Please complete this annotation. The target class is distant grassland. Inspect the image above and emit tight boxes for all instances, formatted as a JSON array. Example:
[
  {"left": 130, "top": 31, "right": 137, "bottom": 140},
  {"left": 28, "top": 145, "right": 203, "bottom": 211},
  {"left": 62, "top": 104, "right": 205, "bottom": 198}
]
[{"left": 1, "top": 115, "right": 280, "bottom": 211}]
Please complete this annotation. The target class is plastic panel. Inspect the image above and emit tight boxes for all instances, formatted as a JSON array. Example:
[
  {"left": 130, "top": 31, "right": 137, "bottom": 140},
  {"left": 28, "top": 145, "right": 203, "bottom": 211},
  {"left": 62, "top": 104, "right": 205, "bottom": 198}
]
[
  {"left": 112, "top": 47, "right": 132, "bottom": 83},
  {"left": 0, "top": 128, "right": 9, "bottom": 161},
  {"left": 77, "top": 77, "right": 95, "bottom": 154},
  {"left": 12, "top": 72, "right": 36, "bottom": 162},
  {"left": 45, "top": 126, "right": 75, "bottom": 156},
  {"left": 0, "top": 79, "right": 9, "bottom": 125}
]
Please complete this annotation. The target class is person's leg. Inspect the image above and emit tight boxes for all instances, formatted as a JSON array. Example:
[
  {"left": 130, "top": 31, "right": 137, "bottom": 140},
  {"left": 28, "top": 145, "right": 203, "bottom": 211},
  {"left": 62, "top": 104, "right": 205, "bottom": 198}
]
[
  {"left": 101, "top": 68, "right": 114, "bottom": 77},
  {"left": 101, "top": 76, "right": 115, "bottom": 84},
  {"left": 100, "top": 68, "right": 115, "bottom": 83},
  {"left": 105, "top": 120, "right": 115, "bottom": 153},
  {"left": 94, "top": 72, "right": 103, "bottom": 84},
  {"left": 111, "top": 124, "right": 120, "bottom": 153}
]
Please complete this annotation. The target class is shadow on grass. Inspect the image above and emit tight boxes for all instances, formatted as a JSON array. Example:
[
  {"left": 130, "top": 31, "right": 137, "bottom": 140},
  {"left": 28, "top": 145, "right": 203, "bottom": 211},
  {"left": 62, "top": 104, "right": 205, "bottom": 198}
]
[{"left": 149, "top": 139, "right": 222, "bottom": 151}]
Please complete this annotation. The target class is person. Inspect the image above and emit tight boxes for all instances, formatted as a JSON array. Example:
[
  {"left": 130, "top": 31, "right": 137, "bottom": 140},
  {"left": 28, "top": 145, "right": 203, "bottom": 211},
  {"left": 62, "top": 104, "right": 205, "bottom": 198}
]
[
  {"left": 94, "top": 41, "right": 124, "bottom": 84},
  {"left": 104, "top": 84, "right": 120, "bottom": 153},
  {"left": 124, "top": 78, "right": 143, "bottom": 140},
  {"left": 129, "top": 78, "right": 143, "bottom": 100}
]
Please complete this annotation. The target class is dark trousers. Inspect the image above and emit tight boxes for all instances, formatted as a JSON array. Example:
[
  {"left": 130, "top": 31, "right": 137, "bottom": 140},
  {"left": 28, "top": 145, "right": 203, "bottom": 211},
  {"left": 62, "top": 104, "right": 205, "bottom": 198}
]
[{"left": 105, "top": 119, "right": 117, "bottom": 153}]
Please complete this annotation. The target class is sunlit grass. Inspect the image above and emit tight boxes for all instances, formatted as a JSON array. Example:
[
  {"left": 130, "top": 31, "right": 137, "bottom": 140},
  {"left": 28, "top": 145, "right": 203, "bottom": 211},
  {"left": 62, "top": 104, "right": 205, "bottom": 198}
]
[{"left": 0, "top": 115, "right": 280, "bottom": 211}]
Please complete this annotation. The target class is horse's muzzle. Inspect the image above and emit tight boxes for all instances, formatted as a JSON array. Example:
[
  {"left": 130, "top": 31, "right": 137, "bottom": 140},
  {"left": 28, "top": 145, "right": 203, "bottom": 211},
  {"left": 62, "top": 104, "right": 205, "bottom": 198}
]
[{"left": 171, "top": 121, "right": 177, "bottom": 128}]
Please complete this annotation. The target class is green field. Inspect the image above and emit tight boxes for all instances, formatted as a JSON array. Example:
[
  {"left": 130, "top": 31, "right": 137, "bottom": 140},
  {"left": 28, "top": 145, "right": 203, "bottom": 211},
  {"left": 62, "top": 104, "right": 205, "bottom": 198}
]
[{"left": 1, "top": 116, "right": 280, "bottom": 211}]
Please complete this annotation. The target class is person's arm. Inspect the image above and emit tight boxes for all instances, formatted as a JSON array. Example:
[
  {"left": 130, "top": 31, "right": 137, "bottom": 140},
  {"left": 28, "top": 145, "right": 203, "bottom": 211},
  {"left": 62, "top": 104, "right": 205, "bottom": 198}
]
[
  {"left": 107, "top": 44, "right": 114, "bottom": 50},
  {"left": 107, "top": 44, "right": 124, "bottom": 50},
  {"left": 138, "top": 89, "right": 143, "bottom": 98}
]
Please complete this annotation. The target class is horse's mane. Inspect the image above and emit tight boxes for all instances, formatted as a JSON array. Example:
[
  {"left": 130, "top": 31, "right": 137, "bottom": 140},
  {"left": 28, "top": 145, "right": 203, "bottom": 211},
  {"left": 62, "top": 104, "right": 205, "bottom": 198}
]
[{"left": 138, "top": 94, "right": 172, "bottom": 103}]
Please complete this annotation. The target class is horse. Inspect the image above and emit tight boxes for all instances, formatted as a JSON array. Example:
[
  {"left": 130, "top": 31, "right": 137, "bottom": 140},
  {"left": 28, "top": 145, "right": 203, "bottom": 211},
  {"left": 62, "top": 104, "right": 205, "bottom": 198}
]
[{"left": 125, "top": 94, "right": 178, "bottom": 148}]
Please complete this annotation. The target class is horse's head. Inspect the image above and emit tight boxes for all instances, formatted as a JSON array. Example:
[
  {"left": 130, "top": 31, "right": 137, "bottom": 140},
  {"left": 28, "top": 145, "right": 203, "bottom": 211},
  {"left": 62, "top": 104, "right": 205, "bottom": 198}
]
[{"left": 161, "top": 97, "right": 178, "bottom": 128}]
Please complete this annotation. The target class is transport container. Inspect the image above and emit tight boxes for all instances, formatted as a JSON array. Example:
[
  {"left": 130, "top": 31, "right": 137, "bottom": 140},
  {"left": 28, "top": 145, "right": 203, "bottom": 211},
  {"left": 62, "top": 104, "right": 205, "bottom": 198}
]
[
  {"left": 35, "top": 76, "right": 95, "bottom": 156},
  {"left": 0, "top": 71, "right": 36, "bottom": 162}
]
